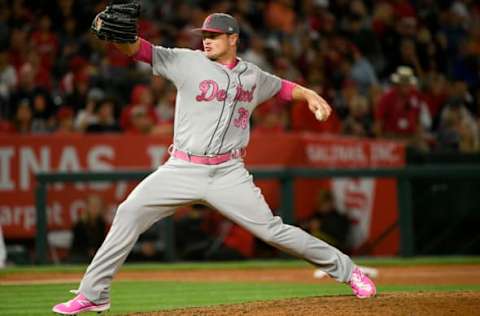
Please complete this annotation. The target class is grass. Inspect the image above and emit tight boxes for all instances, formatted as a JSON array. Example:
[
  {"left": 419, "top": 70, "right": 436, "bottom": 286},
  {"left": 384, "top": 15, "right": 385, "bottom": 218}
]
[{"left": 1, "top": 281, "right": 479, "bottom": 316}]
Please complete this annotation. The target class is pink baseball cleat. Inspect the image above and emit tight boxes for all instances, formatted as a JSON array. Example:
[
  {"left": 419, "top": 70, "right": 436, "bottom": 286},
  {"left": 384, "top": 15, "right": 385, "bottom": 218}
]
[
  {"left": 348, "top": 266, "right": 377, "bottom": 298},
  {"left": 52, "top": 293, "right": 110, "bottom": 315}
]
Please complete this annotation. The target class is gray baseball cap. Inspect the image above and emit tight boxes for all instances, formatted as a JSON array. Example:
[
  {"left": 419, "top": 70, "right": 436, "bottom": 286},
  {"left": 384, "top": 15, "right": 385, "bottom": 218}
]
[{"left": 192, "top": 13, "right": 239, "bottom": 34}]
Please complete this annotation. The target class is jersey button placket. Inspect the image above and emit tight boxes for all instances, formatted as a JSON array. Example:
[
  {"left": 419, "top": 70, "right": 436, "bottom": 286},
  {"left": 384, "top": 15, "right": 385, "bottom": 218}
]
[
  {"left": 215, "top": 82, "right": 239, "bottom": 153},
  {"left": 213, "top": 89, "right": 235, "bottom": 153}
]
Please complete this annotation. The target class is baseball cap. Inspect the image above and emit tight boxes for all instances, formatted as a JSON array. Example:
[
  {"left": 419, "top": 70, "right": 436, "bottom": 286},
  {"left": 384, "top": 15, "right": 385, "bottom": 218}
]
[
  {"left": 192, "top": 13, "right": 239, "bottom": 34},
  {"left": 390, "top": 66, "right": 418, "bottom": 86}
]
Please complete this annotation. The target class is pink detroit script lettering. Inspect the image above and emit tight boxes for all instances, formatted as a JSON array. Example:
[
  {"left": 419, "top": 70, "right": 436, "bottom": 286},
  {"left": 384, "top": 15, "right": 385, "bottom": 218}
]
[
  {"left": 234, "top": 84, "right": 256, "bottom": 102},
  {"left": 196, "top": 80, "right": 223, "bottom": 101},
  {"left": 196, "top": 80, "right": 256, "bottom": 103}
]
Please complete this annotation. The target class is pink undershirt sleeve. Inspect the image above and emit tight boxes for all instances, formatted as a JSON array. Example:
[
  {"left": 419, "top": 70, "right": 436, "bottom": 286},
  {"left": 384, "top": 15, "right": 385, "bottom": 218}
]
[
  {"left": 132, "top": 38, "right": 153, "bottom": 65},
  {"left": 278, "top": 79, "right": 297, "bottom": 101}
]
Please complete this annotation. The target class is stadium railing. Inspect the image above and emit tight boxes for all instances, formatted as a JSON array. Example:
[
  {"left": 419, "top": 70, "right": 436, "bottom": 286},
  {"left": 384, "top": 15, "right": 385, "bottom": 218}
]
[{"left": 35, "top": 165, "right": 480, "bottom": 264}]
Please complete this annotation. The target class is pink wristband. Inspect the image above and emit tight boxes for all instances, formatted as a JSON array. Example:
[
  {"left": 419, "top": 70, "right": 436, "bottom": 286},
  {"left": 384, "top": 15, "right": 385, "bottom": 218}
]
[
  {"left": 278, "top": 79, "right": 296, "bottom": 101},
  {"left": 133, "top": 38, "right": 153, "bottom": 65}
]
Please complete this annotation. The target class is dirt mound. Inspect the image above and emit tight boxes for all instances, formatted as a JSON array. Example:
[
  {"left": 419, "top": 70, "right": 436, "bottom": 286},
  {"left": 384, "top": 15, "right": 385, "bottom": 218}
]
[{"left": 126, "top": 291, "right": 480, "bottom": 316}]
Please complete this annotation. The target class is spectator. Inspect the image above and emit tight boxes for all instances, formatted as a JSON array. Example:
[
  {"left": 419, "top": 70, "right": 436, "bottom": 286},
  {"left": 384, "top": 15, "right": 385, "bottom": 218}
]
[
  {"left": 10, "top": 62, "right": 50, "bottom": 119},
  {"left": 153, "top": 84, "right": 176, "bottom": 136},
  {"left": 0, "top": 47, "right": 17, "bottom": 110},
  {"left": 63, "top": 68, "right": 91, "bottom": 113},
  {"left": 120, "top": 84, "right": 158, "bottom": 132},
  {"left": 30, "top": 91, "right": 55, "bottom": 133},
  {"left": 448, "top": 80, "right": 475, "bottom": 115},
  {"left": 56, "top": 16, "right": 84, "bottom": 77},
  {"left": 271, "top": 55, "right": 301, "bottom": 82},
  {"left": 374, "top": 66, "right": 431, "bottom": 150},
  {"left": 8, "top": 26, "right": 30, "bottom": 71},
  {"left": 129, "top": 221, "right": 165, "bottom": 262},
  {"left": 128, "top": 104, "right": 155, "bottom": 134},
  {"left": 69, "top": 194, "right": 108, "bottom": 263},
  {"left": 265, "top": 0, "right": 296, "bottom": 34},
  {"left": 423, "top": 71, "right": 449, "bottom": 128},
  {"left": 342, "top": 94, "right": 373, "bottom": 137},
  {"left": 344, "top": 10, "right": 384, "bottom": 74},
  {"left": 439, "top": 3, "right": 468, "bottom": 60},
  {"left": 86, "top": 98, "right": 122, "bottom": 133},
  {"left": 54, "top": 106, "right": 76, "bottom": 134},
  {"left": 333, "top": 79, "right": 362, "bottom": 119},
  {"left": 149, "top": 76, "right": 168, "bottom": 104},
  {"left": 29, "top": 49, "right": 53, "bottom": 87},
  {"left": 12, "top": 99, "right": 33, "bottom": 133},
  {"left": 347, "top": 48, "right": 379, "bottom": 96},
  {"left": 30, "top": 14, "right": 59, "bottom": 73},
  {"left": 240, "top": 35, "right": 272, "bottom": 72},
  {"left": 397, "top": 37, "right": 426, "bottom": 81},
  {"left": 300, "top": 188, "right": 351, "bottom": 253},
  {"left": 436, "top": 97, "right": 479, "bottom": 152},
  {"left": 74, "top": 88, "right": 104, "bottom": 132}
]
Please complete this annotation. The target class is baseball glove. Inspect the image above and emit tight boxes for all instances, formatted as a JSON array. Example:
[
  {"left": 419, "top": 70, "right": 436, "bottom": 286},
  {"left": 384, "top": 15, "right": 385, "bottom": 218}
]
[{"left": 91, "top": 0, "right": 141, "bottom": 43}]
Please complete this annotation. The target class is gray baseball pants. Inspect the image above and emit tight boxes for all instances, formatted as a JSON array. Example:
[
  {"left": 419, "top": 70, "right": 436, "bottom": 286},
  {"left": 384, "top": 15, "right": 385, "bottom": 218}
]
[{"left": 79, "top": 157, "right": 354, "bottom": 304}]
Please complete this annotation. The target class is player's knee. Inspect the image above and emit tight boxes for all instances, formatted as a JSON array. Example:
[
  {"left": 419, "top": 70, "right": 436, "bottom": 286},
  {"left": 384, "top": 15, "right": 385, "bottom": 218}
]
[
  {"left": 115, "top": 199, "right": 143, "bottom": 221},
  {"left": 259, "top": 217, "right": 284, "bottom": 245}
]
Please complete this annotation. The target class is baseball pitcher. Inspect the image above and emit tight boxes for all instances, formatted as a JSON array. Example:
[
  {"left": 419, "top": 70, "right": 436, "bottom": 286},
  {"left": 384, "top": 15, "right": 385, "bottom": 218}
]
[{"left": 53, "top": 1, "right": 375, "bottom": 314}]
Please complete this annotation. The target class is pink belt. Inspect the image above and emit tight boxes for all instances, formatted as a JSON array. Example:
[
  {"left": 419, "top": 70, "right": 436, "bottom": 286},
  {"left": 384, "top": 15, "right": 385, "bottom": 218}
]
[{"left": 169, "top": 145, "right": 246, "bottom": 165}]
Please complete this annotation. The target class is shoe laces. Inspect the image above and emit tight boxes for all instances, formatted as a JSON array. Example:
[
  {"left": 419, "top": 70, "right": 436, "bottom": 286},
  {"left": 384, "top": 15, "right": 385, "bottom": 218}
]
[
  {"left": 350, "top": 269, "right": 365, "bottom": 286},
  {"left": 351, "top": 269, "right": 364, "bottom": 284},
  {"left": 350, "top": 269, "right": 372, "bottom": 291}
]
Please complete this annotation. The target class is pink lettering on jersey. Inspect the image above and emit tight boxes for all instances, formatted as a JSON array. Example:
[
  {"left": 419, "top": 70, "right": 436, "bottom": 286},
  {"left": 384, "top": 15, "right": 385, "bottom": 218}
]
[
  {"left": 216, "top": 89, "right": 227, "bottom": 101},
  {"left": 196, "top": 80, "right": 225, "bottom": 102},
  {"left": 234, "top": 107, "right": 249, "bottom": 129},
  {"left": 235, "top": 84, "right": 256, "bottom": 102},
  {"left": 196, "top": 81, "right": 256, "bottom": 103}
]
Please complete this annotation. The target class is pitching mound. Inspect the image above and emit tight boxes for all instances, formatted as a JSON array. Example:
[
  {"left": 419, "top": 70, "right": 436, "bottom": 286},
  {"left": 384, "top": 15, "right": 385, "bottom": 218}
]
[{"left": 127, "top": 291, "right": 480, "bottom": 316}]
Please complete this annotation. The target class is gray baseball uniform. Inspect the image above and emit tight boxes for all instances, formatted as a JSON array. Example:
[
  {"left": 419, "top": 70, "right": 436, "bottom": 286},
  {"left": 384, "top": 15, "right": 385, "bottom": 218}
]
[{"left": 78, "top": 47, "right": 354, "bottom": 304}]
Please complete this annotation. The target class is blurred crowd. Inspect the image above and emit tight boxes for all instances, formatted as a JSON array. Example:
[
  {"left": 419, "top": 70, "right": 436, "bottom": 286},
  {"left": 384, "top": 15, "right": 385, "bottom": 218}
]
[{"left": 1, "top": 0, "right": 480, "bottom": 152}]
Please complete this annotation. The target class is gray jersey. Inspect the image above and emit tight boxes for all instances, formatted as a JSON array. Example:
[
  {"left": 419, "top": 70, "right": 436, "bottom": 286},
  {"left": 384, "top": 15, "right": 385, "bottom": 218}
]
[{"left": 152, "top": 46, "right": 282, "bottom": 155}]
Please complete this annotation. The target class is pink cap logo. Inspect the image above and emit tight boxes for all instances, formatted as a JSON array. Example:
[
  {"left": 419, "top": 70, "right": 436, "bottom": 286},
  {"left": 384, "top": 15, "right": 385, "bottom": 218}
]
[{"left": 204, "top": 15, "right": 213, "bottom": 27}]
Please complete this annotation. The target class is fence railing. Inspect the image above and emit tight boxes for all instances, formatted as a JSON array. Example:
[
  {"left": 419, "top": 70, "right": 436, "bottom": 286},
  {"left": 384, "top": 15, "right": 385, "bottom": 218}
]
[{"left": 35, "top": 165, "right": 480, "bottom": 264}]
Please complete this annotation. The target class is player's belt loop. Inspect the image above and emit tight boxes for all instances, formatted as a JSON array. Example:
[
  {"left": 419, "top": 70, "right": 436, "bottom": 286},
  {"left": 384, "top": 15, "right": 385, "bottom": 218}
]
[
  {"left": 239, "top": 148, "right": 247, "bottom": 158},
  {"left": 167, "top": 144, "right": 175, "bottom": 155},
  {"left": 231, "top": 148, "right": 247, "bottom": 159}
]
